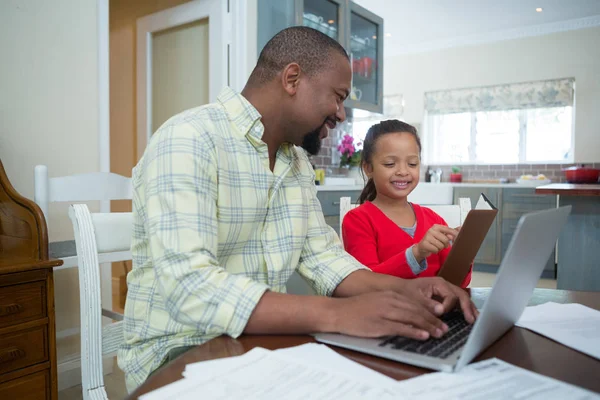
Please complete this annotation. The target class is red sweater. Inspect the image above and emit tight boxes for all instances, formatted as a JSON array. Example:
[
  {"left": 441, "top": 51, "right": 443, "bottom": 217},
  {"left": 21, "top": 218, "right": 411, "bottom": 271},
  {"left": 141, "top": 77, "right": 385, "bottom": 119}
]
[{"left": 342, "top": 202, "right": 471, "bottom": 288}]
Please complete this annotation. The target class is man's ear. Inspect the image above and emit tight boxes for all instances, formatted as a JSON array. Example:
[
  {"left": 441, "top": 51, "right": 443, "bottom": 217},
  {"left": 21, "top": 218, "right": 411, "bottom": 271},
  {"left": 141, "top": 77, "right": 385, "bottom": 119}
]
[{"left": 281, "top": 63, "right": 301, "bottom": 96}]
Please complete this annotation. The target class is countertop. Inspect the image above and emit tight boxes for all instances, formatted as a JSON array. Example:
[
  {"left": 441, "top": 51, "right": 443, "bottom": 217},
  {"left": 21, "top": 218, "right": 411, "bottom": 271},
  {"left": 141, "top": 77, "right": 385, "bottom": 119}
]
[
  {"left": 535, "top": 183, "right": 600, "bottom": 196},
  {"left": 316, "top": 182, "right": 553, "bottom": 191}
]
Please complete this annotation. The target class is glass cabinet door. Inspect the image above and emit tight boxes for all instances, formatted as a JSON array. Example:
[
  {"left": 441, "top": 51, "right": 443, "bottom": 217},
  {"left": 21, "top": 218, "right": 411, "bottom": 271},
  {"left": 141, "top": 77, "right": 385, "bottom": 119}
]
[
  {"left": 346, "top": 2, "right": 383, "bottom": 113},
  {"left": 257, "top": 0, "right": 297, "bottom": 53},
  {"left": 300, "top": 0, "right": 345, "bottom": 43}
]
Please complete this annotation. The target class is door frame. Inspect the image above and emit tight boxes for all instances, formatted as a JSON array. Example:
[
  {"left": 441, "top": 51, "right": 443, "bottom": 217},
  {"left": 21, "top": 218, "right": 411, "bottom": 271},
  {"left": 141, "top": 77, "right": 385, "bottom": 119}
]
[{"left": 135, "top": 0, "right": 228, "bottom": 160}]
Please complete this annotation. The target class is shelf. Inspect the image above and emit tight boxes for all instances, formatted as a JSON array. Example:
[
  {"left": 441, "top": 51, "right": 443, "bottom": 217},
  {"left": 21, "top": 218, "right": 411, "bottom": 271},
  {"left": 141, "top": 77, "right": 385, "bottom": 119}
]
[{"left": 352, "top": 74, "right": 376, "bottom": 86}]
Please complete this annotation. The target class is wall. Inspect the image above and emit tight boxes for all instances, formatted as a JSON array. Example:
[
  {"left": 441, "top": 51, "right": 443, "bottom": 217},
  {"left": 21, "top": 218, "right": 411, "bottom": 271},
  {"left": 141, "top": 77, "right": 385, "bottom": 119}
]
[
  {"left": 0, "top": 0, "right": 101, "bottom": 388},
  {"left": 384, "top": 26, "right": 600, "bottom": 163},
  {"left": 109, "top": 0, "right": 193, "bottom": 309},
  {"left": 0, "top": 0, "right": 100, "bottom": 340}
]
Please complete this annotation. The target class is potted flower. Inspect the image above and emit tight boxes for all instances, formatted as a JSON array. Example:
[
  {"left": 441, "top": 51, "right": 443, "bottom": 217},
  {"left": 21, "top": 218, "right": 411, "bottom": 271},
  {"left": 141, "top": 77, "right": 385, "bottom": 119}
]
[
  {"left": 450, "top": 166, "right": 462, "bottom": 183},
  {"left": 337, "top": 134, "right": 363, "bottom": 183}
]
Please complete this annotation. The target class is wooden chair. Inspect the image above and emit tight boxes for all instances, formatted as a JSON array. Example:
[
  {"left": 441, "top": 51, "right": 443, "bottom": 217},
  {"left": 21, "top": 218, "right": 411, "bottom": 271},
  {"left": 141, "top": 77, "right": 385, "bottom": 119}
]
[
  {"left": 68, "top": 204, "right": 131, "bottom": 400},
  {"left": 33, "top": 164, "right": 132, "bottom": 270}
]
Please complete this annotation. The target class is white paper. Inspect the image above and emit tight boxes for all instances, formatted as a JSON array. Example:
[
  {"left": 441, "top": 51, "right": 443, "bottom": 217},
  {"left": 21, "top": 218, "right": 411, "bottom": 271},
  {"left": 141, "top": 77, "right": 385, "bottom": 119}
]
[
  {"left": 183, "top": 343, "right": 397, "bottom": 387},
  {"left": 475, "top": 193, "right": 495, "bottom": 210},
  {"left": 274, "top": 343, "right": 398, "bottom": 386},
  {"left": 516, "top": 302, "right": 600, "bottom": 360},
  {"left": 394, "top": 358, "right": 599, "bottom": 400},
  {"left": 142, "top": 347, "right": 404, "bottom": 400}
]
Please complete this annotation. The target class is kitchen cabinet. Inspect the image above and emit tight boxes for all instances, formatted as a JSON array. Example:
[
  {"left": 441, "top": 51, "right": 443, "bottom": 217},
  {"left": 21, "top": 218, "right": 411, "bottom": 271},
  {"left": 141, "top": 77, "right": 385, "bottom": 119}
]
[
  {"left": 502, "top": 188, "right": 557, "bottom": 278},
  {"left": 453, "top": 187, "right": 503, "bottom": 268},
  {"left": 317, "top": 189, "right": 361, "bottom": 235},
  {"left": 257, "top": 0, "right": 384, "bottom": 113},
  {"left": 536, "top": 184, "right": 600, "bottom": 291}
]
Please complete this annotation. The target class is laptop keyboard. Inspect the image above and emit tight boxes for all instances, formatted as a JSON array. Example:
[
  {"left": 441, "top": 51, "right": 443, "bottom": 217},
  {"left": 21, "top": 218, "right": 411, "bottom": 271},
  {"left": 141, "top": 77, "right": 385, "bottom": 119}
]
[{"left": 378, "top": 310, "right": 473, "bottom": 359}]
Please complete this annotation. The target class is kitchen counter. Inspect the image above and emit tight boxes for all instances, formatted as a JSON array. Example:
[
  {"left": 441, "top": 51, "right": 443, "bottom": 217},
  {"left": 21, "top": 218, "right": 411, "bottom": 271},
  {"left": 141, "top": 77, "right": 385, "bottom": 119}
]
[{"left": 535, "top": 183, "right": 600, "bottom": 196}]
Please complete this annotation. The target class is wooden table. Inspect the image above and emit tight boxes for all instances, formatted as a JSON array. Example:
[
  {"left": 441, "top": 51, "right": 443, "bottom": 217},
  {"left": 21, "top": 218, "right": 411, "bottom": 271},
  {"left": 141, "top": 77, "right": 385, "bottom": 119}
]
[
  {"left": 129, "top": 288, "right": 600, "bottom": 398},
  {"left": 536, "top": 183, "right": 600, "bottom": 292}
]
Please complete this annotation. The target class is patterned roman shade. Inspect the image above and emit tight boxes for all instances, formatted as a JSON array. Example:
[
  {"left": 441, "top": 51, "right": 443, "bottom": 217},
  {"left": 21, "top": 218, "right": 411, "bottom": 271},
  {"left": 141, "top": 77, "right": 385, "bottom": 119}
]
[{"left": 424, "top": 78, "right": 575, "bottom": 115}]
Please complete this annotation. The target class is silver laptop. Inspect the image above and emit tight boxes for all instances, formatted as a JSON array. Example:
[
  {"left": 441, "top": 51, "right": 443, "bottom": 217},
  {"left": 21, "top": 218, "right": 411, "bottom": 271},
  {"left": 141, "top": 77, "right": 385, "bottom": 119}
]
[{"left": 314, "top": 206, "right": 571, "bottom": 372}]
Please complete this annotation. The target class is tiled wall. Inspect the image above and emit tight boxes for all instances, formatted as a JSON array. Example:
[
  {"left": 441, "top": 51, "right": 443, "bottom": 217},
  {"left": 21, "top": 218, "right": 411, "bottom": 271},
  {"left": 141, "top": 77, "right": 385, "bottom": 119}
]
[
  {"left": 424, "top": 163, "right": 600, "bottom": 183},
  {"left": 311, "top": 139, "right": 599, "bottom": 183},
  {"left": 310, "top": 136, "right": 334, "bottom": 168}
]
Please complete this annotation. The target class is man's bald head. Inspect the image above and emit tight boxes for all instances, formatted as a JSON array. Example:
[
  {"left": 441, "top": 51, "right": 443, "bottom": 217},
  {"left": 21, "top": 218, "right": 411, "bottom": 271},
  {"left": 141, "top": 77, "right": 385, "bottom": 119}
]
[{"left": 248, "top": 26, "right": 349, "bottom": 86}]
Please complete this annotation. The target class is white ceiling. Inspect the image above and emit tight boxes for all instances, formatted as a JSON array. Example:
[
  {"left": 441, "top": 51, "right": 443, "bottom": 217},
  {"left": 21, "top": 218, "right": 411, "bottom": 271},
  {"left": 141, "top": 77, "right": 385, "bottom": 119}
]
[{"left": 353, "top": 0, "right": 600, "bottom": 57}]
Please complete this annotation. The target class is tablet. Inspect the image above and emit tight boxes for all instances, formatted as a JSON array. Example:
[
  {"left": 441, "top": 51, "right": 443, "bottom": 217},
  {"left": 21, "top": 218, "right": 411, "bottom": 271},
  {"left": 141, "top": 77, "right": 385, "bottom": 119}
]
[{"left": 437, "top": 197, "right": 498, "bottom": 286}]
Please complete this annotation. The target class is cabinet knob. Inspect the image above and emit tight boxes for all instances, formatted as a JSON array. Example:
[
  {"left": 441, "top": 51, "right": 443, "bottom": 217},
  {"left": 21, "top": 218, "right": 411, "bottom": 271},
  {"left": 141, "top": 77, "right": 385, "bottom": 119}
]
[
  {"left": 0, "top": 303, "right": 23, "bottom": 316},
  {"left": 0, "top": 346, "right": 26, "bottom": 364}
]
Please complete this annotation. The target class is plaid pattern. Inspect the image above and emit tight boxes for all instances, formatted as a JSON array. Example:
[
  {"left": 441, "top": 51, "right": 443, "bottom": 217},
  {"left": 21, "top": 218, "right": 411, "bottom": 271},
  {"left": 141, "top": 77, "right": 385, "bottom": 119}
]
[{"left": 118, "top": 87, "right": 365, "bottom": 392}]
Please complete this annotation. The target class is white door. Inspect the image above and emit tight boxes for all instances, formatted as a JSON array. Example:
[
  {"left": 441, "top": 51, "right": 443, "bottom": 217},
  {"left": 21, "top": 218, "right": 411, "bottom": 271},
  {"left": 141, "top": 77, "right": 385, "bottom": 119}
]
[{"left": 136, "top": 0, "right": 227, "bottom": 159}]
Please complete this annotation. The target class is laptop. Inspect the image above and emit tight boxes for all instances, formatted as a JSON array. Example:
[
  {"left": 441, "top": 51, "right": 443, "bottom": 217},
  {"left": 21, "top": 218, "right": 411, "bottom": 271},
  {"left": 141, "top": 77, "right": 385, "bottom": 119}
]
[{"left": 314, "top": 206, "right": 571, "bottom": 372}]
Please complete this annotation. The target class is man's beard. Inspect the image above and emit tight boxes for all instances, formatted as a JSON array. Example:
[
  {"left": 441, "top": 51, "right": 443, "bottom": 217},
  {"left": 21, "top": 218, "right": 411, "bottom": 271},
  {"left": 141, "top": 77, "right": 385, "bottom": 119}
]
[{"left": 301, "top": 126, "right": 323, "bottom": 156}]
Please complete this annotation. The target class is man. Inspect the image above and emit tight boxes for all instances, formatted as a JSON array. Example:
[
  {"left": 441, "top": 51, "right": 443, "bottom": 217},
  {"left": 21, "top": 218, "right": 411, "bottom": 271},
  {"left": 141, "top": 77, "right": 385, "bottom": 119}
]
[{"left": 118, "top": 27, "right": 477, "bottom": 392}]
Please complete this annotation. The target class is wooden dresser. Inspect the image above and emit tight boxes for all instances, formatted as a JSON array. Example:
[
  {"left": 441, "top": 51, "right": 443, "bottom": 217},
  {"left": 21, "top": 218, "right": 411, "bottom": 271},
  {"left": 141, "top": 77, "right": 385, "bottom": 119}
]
[{"left": 0, "top": 160, "right": 61, "bottom": 399}]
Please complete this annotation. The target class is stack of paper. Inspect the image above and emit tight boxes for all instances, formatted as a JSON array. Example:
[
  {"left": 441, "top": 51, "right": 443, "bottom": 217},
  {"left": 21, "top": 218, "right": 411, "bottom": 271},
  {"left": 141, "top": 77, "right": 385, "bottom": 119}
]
[
  {"left": 140, "top": 344, "right": 402, "bottom": 400},
  {"left": 394, "top": 358, "right": 598, "bottom": 399},
  {"left": 139, "top": 342, "right": 598, "bottom": 400},
  {"left": 516, "top": 302, "right": 600, "bottom": 360}
]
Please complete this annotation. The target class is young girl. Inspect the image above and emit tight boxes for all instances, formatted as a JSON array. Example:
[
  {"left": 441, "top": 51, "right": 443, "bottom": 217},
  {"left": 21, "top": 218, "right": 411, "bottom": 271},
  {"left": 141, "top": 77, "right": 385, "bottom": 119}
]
[{"left": 342, "top": 120, "right": 471, "bottom": 288}]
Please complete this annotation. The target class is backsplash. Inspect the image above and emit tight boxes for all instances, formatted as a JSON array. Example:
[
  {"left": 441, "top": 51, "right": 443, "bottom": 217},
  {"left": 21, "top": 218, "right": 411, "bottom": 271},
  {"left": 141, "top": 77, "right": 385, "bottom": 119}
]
[
  {"left": 310, "top": 129, "right": 599, "bottom": 182},
  {"left": 311, "top": 138, "right": 599, "bottom": 183},
  {"left": 310, "top": 136, "right": 334, "bottom": 168},
  {"left": 425, "top": 163, "right": 600, "bottom": 183}
]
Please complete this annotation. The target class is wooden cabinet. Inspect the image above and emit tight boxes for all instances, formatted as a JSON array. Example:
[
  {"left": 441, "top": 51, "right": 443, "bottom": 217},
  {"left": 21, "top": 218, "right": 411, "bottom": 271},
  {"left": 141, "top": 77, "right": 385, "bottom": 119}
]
[
  {"left": 257, "top": 0, "right": 384, "bottom": 113},
  {"left": 454, "top": 187, "right": 503, "bottom": 268},
  {"left": 0, "top": 160, "right": 61, "bottom": 399}
]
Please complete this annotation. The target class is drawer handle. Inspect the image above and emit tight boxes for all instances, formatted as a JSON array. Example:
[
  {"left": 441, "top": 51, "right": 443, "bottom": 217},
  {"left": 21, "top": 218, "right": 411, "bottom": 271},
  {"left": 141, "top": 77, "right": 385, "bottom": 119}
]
[
  {"left": 0, "top": 303, "right": 23, "bottom": 317},
  {"left": 0, "top": 347, "right": 26, "bottom": 364},
  {"left": 332, "top": 201, "right": 340, "bottom": 205}
]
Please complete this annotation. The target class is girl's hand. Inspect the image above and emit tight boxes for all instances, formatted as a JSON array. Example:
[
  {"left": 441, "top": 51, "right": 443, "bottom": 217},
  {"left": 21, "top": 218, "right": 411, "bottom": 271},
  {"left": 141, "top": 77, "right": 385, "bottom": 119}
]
[{"left": 413, "top": 224, "right": 458, "bottom": 262}]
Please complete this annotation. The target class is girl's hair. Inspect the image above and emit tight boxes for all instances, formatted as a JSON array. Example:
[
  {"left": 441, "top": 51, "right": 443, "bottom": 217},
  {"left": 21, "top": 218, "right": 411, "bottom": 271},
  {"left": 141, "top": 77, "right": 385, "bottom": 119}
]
[{"left": 357, "top": 120, "right": 421, "bottom": 204}]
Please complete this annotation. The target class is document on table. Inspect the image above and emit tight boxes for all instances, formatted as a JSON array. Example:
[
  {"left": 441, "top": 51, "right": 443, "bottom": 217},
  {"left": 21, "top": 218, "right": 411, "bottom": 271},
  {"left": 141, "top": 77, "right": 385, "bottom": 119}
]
[
  {"left": 141, "top": 347, "right": 404, "bottom": 400},
  {"left": 182, "top": 343, "right": 396, "bottom": 386},
  {"left": 516, "top": 302, "right": 600, "bottom": 360},
  {"left": 394, "top": 358, "right": 599, "bottom": 400}
]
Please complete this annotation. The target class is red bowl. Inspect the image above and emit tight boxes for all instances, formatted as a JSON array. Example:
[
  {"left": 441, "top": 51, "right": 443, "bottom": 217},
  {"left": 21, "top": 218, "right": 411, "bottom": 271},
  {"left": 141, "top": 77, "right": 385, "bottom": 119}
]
[{"left": 562, "top": 166, "right": 600, "bottom": 183}]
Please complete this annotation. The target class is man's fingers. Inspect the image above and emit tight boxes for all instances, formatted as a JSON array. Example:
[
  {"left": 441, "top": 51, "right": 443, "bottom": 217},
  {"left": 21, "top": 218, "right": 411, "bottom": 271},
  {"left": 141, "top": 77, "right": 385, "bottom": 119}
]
[
  {"left": 384, "top": 309, "right": 446, "bottom": 338},
  {"left": 430, "top": 281, "right": 458, "bottom": 313},
  {"left": 452, "top": 287, "right": 476, "bottom": 323},
  {"left": 470, "top": 302, "right": 480, "bottom": 322},
  {"left": 386, "top": 323, "right": 431, "bottom": 341},
  {"left": 418, "top": 295, "right": 446, "bottom": 317}
]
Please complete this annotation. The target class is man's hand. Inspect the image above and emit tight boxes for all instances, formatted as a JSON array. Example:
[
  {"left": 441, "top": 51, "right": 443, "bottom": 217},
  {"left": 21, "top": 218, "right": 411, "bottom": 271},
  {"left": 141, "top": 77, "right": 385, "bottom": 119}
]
[
  {"left": 328, "top": 291, "right": 449, "bottom": 340},
  {"left": 398, "top": 277, "right": 478, "bottom": 324},
  {"left": 413, "top": 225, "right": 458, "bottom": 262}
]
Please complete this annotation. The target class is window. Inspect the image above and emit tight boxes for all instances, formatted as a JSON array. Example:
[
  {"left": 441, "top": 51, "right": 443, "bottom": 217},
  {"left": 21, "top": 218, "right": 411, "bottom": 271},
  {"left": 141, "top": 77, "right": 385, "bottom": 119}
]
[{"left": 423, "top": 79, "right": 574, "bottom": 164}]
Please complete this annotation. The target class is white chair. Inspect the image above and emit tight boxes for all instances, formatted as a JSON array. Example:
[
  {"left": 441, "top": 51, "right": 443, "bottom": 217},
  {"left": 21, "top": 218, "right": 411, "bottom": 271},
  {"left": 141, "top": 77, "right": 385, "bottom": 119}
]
[
  {"left": 34, "top": 164, "right": 132, "bottom": 269},
  {"left": 69, "top": 204, "right": 131, "bottom": 400}
]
